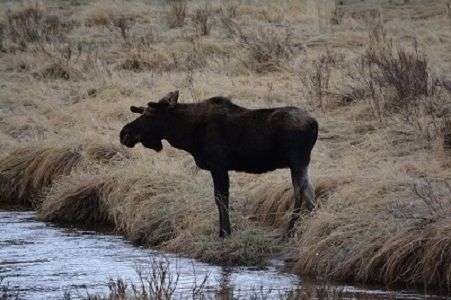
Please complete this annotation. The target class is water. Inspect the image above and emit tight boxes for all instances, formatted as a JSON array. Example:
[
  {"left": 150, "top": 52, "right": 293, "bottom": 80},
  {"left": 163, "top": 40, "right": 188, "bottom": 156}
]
[{"left": 0, "top": 210, "right": 447, "bottom": 299}]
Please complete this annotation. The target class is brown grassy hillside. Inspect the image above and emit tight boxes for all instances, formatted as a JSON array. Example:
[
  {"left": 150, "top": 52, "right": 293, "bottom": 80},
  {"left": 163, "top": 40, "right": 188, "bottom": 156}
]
[{"left": 0, "top": 0, "right": 450, "bottom": 290}]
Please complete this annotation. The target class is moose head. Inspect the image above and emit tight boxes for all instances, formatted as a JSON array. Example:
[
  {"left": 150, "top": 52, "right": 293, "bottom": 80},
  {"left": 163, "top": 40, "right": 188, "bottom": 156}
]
[{"left": 119, "top": 91, "right": 179, "bottom": 151}]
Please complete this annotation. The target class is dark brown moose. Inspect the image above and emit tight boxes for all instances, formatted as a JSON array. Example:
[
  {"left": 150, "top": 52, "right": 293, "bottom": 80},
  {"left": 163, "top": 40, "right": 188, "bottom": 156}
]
[{"left": 120, "top": 91, "right": 318, "bottom": 238}]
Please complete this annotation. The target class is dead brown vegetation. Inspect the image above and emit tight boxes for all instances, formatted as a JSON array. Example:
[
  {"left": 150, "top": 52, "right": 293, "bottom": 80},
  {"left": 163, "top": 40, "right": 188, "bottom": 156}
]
[
  {"left": 5, "top": 2, "right": 67, "bottom": 49},
  {"left": 119, "top": 44, "right": 177, "bottom": 73},
  {"left": 0, "top": 147, "right": 81, "bottom": 207},
  {"left": 166, "top": 0, "right": 187, "bottom": 29},
  {"left": 40, "top": 175, "right": 113, "bottom": 226},
  {"left": 239, "top": 25, "right": 295, "bottom": 73},
  {"left": 299, "top": 50, "right": 340, "bottom": 111},
  {"left": 0, "top": 0, "right": 450, "bottom": 292},
  {"left": 84, "top": 0, "right": 140, "bottom": 28},
  {"left": 295, "top": 178, "right": 451, "bottom": 289},
  {"left": 192, "top": 3, "right": 214, "bottom": 36},
  {"left": 344, "top": 25, "right": 450, "bottom": 145}
]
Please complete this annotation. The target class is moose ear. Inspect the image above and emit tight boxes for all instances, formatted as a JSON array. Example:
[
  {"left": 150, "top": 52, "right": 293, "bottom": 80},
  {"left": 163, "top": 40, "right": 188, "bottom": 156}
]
[
  {"left": 159, "top": 90, "right": 179, "bottom": 108},
  {"left": 130, "top": 106, "right": 145, "bottom": 114}
]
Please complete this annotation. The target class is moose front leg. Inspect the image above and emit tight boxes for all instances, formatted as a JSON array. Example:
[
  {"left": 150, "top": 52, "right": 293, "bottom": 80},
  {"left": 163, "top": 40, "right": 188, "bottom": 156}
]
[{"left": 211, "top": 170, "right": 231, "bottom": 238}]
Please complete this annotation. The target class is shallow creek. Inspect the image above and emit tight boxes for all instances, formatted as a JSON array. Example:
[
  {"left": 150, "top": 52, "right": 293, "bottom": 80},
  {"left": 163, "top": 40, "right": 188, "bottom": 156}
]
[{"left": 0, "top": 210, "right": 447, "bottom": 299}]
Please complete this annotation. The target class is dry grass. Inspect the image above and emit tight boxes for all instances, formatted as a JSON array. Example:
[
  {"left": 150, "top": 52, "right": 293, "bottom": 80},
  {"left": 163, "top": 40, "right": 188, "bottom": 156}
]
[
  {"left": 83, "top": 0, "right": 142, "bottom": 28},
  {"left": 192, "top": 3, "right": 214, "bottom": 36},
  {"left": 343, "top": 25, "right": 450, "bottom": 145},
  {"left": 0, "top": 0, "right": 450, "bottom": 291},
  {"left": 232, "top": 24, "right": 296, "bottom": 73},
  {"left": 295, "top": 176, "right": 451, "bottom": 289},
  {"left": 40, "top": 175, "right": 113, "bottom": 226},
  {"left": 119, "top": 43, "right": 177, "bottom": 73},
  {"left": 0, "top": 147, "right": 81, "bottom": 207},
  {"left": 166, "top": 0, "right": 187, "bottom": 29},
  {"left": 6, "top": 2, "right": 54, "bottom": 45},
  {"left": 0, "top": 143, "right": 129, "bottom": 208}
]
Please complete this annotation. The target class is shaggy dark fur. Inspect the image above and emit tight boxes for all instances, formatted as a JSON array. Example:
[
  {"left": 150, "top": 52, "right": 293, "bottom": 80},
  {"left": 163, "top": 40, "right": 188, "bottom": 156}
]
[{"left": 120, "top": 91, "right": 318, "bottom": 238}]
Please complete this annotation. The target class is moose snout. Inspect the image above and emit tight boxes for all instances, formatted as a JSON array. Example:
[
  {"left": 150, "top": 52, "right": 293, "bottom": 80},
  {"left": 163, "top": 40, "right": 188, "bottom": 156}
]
[{"left": 120, "top": 127, "right": 138, "bottom": 148}]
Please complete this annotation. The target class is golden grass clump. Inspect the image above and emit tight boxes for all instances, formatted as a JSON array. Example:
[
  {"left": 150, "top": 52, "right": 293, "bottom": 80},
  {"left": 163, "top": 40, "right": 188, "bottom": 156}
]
[
  {"left": 84, "top": 143, "right": 130, "bottom": 162},
  {"left": 166, "top": 0, "right": 187, "bottom": 29},
  {"left": 234, "top": 24, "right": 296, "bottom": 73},
  {"left": 192, "top": 3, "right": 214, "bottom": 36},
  {"left": 0, "top": 147, "right": 81, "bottom": 207},
  {"left": 119, "top": 45, "right": 177, "bottom": 73},
  {"left": 5, "top": 1, "right": 67, "bottom": 48},
  {"left": 84, "top": 0, "right": 142, "bottom": 27},
  {"left": 248, "top": 178, "right": 292, "bottom": 229},
  {"left": 36, "top": 61, "right": 82, "bottom": 81},
  {"left": 248, "top": 176, "right": 348, "bottom": 230},
  {"left": 294, "top": 178, "right": 451, "bottom": 288},
  {"left": 39, "top": 175, "right": 114, "bottom": 227},
  {"left": 0, "top": 142, "right": 131, "bottom": 208}
]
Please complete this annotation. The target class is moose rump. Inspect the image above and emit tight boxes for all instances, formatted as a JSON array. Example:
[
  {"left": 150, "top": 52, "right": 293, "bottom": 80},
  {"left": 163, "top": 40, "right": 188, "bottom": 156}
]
[{"left": 120, "top": 91, "right": 318, "bottom": 238}]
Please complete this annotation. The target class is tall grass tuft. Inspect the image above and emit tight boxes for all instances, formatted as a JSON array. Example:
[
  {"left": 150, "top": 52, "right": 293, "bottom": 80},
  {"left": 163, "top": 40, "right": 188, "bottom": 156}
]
[
  {"left": 346, "top": 26, "right": 450, "bottom": 144},
  {"left": 0, "top": 147, "right": 81, "bottom": 207},
  {"left": 192, "top": 3, "right": 213, "bottom": 36},
  {"left": 295, "top": 178, "right": 451, "bottom": 288},
  {"left": 299, "top": 50, "right": 339, "bottom": 112},
  {"left": 226, "top": 22, "right": 295, "bottom": 73},
  {"left": 166, "top": 0, "right": 187, "bottom": 29},
  {"left": 39, "top": 175, "right": 114, "bottom": 226},
  {"left": 6, "top": 2, "right": 65, "bottom": 48}
]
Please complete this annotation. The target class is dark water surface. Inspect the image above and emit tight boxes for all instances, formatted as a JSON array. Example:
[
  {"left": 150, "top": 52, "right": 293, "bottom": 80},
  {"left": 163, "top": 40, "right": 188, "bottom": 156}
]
[{"left": 0, "top": 210, "right": 448, "bottom": 299}]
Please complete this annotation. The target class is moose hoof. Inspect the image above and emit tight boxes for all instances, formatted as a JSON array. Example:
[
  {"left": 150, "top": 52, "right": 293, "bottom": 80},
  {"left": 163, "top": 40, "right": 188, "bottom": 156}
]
[{"left": 219, "top": 230, "right": 231, "bottom": 239}]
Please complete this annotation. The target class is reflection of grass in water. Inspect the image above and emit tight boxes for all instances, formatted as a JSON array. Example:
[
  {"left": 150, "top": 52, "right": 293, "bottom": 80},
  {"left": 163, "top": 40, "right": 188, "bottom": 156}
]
[
  {"left": 1, "top": 277, "right": 18, "bottom": 300},
  {"left": 72, "top": 258, "right": 399, "bottom": 300}
]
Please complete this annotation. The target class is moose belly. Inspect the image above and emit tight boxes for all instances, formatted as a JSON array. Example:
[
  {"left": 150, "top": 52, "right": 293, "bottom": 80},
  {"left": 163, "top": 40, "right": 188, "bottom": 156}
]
[{"left": 228, "top": 152, "right": 288, "bottom": 174}]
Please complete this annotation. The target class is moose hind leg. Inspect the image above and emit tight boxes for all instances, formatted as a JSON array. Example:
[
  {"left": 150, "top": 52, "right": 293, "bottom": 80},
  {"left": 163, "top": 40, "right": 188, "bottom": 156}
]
[
  {"left": 287, "top": 166, "right": 309, "bottom": 235},
  {"left": 304, "top": 173, "right": 316, "bottom": 211}
]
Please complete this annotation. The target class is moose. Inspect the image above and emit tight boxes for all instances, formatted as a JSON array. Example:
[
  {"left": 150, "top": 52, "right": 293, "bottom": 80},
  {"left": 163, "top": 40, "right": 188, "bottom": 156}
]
[{"left": 120, "top": 91, "right": 318, "bottom": 238}]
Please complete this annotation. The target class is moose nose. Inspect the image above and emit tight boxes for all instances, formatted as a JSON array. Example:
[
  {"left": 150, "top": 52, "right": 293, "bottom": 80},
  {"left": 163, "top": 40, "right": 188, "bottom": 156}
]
[{"left": 119, "top": 128, "right": 130, "bottom": 145}]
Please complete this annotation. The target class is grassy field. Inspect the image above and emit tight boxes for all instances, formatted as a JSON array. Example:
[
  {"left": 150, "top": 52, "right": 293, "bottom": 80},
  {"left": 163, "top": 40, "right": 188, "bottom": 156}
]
[{"left": 0, "top": 0, "right": 450, "bottom": 291}]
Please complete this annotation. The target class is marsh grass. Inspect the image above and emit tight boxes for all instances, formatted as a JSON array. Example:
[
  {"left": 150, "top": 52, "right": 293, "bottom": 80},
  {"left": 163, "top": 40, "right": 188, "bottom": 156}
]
[
  {"left": 119, "top": 43, "right": 177, "bottom": 73},
  {"left": 295, "top": 177, "right": 451, "bottom": 288},
  {"left": 0, "top": 0, "right": 450, "bottom": 291},
  {"left": 0, "top": 147, "right": 81, "bottom": 207},
  {"left": 343, "top": 25, "right": 450, "bottom": 145},
  {"left": 5, "top": 2, "right": 65, "bottom": 48},
  {"left": 192, "top": 3, "right": 214, "bottom": 37},
  {"left": 238, "top": 25, "right": 295, "bottom": 73},
  {"left": 166, "top": 0, "right": 187, "bottom": 29}
]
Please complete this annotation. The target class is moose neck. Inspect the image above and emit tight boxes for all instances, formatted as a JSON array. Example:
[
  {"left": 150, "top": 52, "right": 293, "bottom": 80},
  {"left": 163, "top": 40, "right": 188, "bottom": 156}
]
[{"left": 161, "top": 104, "right": 202, "bottom": 154}]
